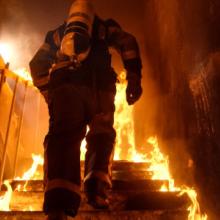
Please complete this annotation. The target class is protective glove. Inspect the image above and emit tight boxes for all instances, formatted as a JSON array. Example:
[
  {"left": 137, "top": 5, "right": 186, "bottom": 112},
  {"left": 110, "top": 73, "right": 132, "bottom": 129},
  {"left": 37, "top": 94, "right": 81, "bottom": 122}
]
[{"left": 126, "top": 73, "right": 142, "bottom": 105}]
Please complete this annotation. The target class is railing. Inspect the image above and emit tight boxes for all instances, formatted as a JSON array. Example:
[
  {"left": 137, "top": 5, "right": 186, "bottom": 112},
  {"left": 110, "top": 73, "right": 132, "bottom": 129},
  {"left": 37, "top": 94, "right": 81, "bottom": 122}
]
[{"left": 0, "top": 62, "right": 46, "bottom": 186}]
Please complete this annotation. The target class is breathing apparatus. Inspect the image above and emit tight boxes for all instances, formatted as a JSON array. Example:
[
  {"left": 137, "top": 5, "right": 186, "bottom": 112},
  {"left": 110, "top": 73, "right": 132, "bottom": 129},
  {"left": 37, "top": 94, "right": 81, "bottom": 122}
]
[{"left": 61, "top": 0, "right": 94, "bottom": 65}]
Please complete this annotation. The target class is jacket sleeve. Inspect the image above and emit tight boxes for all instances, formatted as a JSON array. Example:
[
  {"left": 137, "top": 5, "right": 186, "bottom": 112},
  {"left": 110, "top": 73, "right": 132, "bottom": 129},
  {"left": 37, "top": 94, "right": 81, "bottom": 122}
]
[
  {"left": 29, "top": 28, "right": 61, "bottom": 91},
  {"left": 106, "top": 19, "right": 142, "bottom": 80}
]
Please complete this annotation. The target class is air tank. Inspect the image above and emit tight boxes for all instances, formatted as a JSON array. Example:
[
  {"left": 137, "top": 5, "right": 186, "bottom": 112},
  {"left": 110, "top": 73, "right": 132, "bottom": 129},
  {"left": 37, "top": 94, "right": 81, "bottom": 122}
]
[{"left": 61, "top": 0, "right": 95, "bottom": 62}]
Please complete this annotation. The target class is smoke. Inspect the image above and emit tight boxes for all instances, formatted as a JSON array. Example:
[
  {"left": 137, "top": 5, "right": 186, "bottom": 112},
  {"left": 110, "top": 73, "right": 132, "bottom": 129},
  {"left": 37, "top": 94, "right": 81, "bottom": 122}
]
[
  {"left": 0, "top": 0, "right": 43, "bottom": 70},
  {"left": 0, "top": 0, "right": 72, "bottom": 70}
]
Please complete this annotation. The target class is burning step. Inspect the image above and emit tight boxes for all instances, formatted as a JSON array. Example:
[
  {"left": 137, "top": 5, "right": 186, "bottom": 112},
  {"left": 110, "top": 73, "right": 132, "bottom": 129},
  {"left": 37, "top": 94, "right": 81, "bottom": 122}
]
[
  {"left": 9, "top": 179, "right": 167, "bottom": 192},
  {"left": 9, "top": 160, "right": 169, "bottom": 192},
  {"left": 0, "top": 189, "right": 189, "bottom": 212},
  {"left": 0, "top": 161, "right": 190, "bottom": 217},
  {"left": 0, "top": 210, "right": 188, "bottom": 220}
]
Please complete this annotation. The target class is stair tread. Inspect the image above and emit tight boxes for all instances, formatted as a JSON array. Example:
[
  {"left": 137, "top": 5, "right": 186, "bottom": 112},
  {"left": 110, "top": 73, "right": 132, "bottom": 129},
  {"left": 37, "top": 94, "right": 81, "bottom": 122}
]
[
  {"left": 0, "top": 190, "right": 190, "bottom": 212},
  {"left": 8, "top": 179, "right": 169, "bottom": 192},
  {"left": 0, "top": 210, "right": 188, "bottom": 220}
]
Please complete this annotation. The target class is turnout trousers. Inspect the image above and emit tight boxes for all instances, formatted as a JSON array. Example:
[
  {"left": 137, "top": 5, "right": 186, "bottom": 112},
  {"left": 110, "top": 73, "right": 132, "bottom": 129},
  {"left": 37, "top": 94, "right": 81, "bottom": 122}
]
[{"left": 43, "top": 80, "right": 116, "bottom": 216}]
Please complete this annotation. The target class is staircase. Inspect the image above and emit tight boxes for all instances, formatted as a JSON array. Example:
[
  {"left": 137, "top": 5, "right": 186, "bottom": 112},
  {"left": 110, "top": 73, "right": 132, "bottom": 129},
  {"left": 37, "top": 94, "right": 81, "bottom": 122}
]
[
  {"left": 0, "top": 61, "right": 190, "bottom": 219},
  {"left": 0, "top": 161, "right": 189, "bottom": 220}
]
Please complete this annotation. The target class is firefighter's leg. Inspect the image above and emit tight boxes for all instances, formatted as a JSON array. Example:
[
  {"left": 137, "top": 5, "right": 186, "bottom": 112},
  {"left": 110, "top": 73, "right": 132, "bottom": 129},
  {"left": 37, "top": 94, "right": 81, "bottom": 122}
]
[
  {"left": 43, "top": 84, "right": 87, "bottom": 217},
  {"left": 84, "top": 87, "right": 116, "bottom": 208}
]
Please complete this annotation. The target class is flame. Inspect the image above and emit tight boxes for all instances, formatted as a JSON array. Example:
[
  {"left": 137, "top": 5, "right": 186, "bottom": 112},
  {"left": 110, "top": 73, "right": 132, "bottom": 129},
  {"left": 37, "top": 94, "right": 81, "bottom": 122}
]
[
  {"left": 80, "top": 127, "right": 89, "bottom": 161},
  {"left": 13, "top": 68, "right": 33, "bottom": 83},
  {"left": 15, "top": 154, "right": 44, "bottom": 181},
  {"left": 146, "top": 136, "right": 207, "bottom": 219},
  {"left": 0, "top": 180, "right": 12, "bottom": 211},
  {"left": 13, "top": 154, "right": 44, "bottom": 211},
  {"left": 114, "top": 71, "right": 143, "bottom": 161},
  {"left": 0, "top": 67, "right": 208, "bottom": 219},
  {"left": 180, "top": 188, "right": 208, "bottom": 220},
  {"left": 80, "top": 71, "right": 142, "bottom": 161},
  {"left": 147, "top": 136, "right": 177, "bottom": 191},
  {"left": 0, "top": 43, "right": 12, "bottom": 63},
  {"left": 0, "top": 43, "right": 33, "bottom": 82},
  {"left": 113, "top": 71, "right": 208, "bottom": 219},
  {"left": 15, "top": 154, "right": 44, "bottom": 193},
  {"left": 80, "top": 138, "right": 87, "bottom": 161}
]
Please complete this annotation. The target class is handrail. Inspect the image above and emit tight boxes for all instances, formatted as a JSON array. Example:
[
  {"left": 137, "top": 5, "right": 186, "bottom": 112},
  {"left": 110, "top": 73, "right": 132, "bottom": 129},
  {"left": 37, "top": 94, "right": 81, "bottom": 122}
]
[
  {"left": 0, "top": 76, "right": 19, "bottom": 185},
  {"left": 0, "top": 65, "right": 36, "bottom": 185},
  {"left": 13, "top": 81, "right": 29, "bottom": 178}
]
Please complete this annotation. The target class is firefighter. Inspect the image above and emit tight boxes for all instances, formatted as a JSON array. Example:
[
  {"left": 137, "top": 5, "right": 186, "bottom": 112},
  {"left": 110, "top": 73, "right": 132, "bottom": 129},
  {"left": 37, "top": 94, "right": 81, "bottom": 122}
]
[{"left": 29, "top": 0, "right": 142, "bottom": 219}]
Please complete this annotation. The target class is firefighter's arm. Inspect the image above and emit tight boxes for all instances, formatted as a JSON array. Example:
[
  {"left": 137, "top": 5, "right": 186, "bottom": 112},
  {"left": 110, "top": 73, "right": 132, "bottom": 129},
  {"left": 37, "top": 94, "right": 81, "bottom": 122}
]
[
  {"left": 29, "top": 30, "right": 58, "bottom": 102},
  {"left": 106, "top": 19, "right": 142, "bottom": 105}
]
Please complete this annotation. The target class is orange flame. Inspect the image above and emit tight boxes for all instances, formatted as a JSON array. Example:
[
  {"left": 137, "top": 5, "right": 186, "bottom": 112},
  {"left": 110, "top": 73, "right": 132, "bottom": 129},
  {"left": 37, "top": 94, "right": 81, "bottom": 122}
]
[
  {"left": 114, "top": 71, "right": 144, "bottom": 161},
  {"left": 113, "top": 71, "right": 208, "bottom": 219},
  {"left": 13, "top": 68, "right": 33, "bottom": 83},
  {"left": 0, "top": 180, "right": 12, "bottom": 211},
  {"left": 0, "top": 66, "right": 209, "bottom": 219},
  {"left": 147, "top": 136, "right": 176, "bottom": 191},
  {"left": 0, "top": 47, "right": 33, "bottom": 83},
  {"left": 15, "top": 154, "right": 44, "bottom": 193},
  {"left": 15, "top": 154, "right": 44, "bottom": 181},
  {"left": 80, "top": 127, "right": 89, "bottom": 161},
  {"left": 0, "top": 43, "right": 12, "bottom": 63},
  {"left": 13, "top": 154, "right": 44, "bottom": 211},
  {"left": 147, "top": 136, "right": 207, "bottom": 220}
]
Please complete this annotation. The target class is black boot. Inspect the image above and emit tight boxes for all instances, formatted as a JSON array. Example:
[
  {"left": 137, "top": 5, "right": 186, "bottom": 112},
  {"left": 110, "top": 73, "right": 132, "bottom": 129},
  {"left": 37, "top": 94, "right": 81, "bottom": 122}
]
[
  {"left": 84, "top": 178, "right": 110, "bottom": 209},
  {"left": 44, "top": 188, "right": 80, "bottom": 218}
]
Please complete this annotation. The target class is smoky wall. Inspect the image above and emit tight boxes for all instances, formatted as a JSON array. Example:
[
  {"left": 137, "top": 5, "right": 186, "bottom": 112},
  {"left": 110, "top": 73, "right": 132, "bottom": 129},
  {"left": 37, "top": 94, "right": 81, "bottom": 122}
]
[{"left": 143, "top": 0, "right": 220, "bottom": 218}]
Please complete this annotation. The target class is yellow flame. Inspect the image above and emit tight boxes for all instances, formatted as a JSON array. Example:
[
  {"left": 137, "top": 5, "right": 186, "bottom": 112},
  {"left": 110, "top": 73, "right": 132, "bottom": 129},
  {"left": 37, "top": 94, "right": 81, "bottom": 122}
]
[
  {"left": 147, "top": 136, "right": 207, "bottom": 220},
  {"left": 0, "top": 69, "right": 208, "bottom": 218},
  {"left": 80, "top": 138, "right": 87, "bottom": 161},
  {"left": 15, "top": 154, "right": 44, "bottom": 192},
  {"left": 180, "top": 187, "right": 208, "bottom": 220},
  {"left": 13, "top": 68, "right": 33, "bottom": 83},
  {"left": 80, "top": 70, "right": 142, "bottom": 161},
  {"left": 19, "top": 154, "right": 44, "bottom": 181},
  {"left": 114, "top": 71, "right": 138, "bottom": 160},
  {"left": 0, "top": 43, "right": 12, "bottom": 63},
  {"left": 0, "top": 180, "right": 12, "bottom": 211},
  {"left": 113, "top": 71, "right": 208, "bottom": 219},
  {"left": 147, "top": 136, "right": 177, "bottom": 191},
  {"left": 80, "top": 127, "right": 89, "bottom": 161}
]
